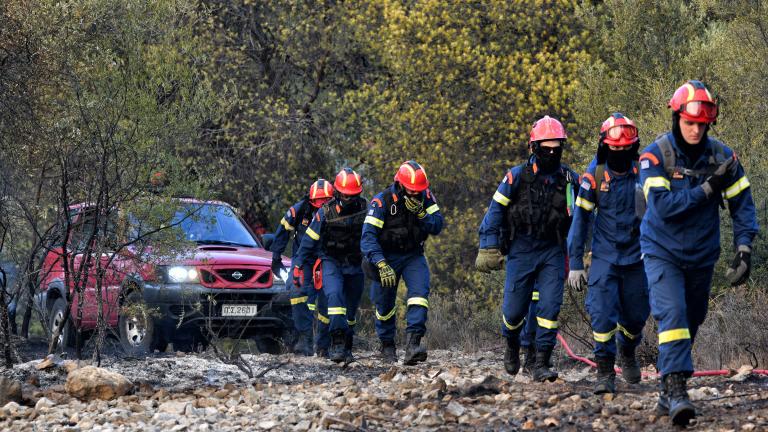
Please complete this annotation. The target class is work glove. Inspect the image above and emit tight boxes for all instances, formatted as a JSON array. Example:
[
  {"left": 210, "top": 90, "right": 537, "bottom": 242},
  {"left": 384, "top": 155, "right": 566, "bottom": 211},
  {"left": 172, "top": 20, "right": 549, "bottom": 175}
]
[
  {"left": 702, "top": 157, "right": 736, "bottom": 198},
  {"left": 566, "top": 269, "right": 588, "bottom": 292},
  {"left": 404, "top": 196, "right": 427, "bottom": 218},
  {"left": 475, "top": 248, "right": 504, "bottom": 273},
  {"left": 292, "top": 265, "right": 303, "bottom": 289},
  {"left": 725, "top": 245, "right": 751, "bottom": 286},
  {"left": 377, "top": 261, "right": 397, "bottom": 288},
  {"left": 271, "top": 256, "right": 286, "bottom": 276}
]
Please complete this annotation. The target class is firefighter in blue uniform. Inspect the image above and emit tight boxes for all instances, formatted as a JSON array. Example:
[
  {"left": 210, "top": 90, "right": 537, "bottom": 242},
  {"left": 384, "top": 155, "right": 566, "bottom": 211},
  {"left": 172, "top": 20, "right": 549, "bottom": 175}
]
[
  {"left": 361, "top": 161, "right": 444, "bottom": 365},
  {"left": 294, "top": 168, "right": 368, "bottom": 363},
  {"left": 270, "top": 179, "right": 333, "bottom": 356},
  {"left": 476, "top": 116, "right": 579, "bottom": 382},
  {"left": 639, "top": 80, "right": 757, "bottom": 426},
  {"left": 567, "top": 113, "right": 649, "bottom": 394}
]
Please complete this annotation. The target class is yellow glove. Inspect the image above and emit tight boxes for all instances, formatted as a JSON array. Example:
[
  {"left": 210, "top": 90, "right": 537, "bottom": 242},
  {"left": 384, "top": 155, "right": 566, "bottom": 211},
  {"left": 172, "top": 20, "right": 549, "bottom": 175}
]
[
  {"left": 404, "top": 196, "right": 427, "bottom": 218},
  {"left": 377, "top": 261, "right": 398, "bottom": 288},
  {"left": 475, "top": 248, "right": 504, "bottom": 273}
]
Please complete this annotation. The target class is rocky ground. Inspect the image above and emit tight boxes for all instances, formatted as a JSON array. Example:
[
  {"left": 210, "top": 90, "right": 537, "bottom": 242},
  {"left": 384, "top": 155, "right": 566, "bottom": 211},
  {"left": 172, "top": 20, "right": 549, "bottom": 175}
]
[{"left": 0, "top": 340, "right": 767, "bottom": 431}]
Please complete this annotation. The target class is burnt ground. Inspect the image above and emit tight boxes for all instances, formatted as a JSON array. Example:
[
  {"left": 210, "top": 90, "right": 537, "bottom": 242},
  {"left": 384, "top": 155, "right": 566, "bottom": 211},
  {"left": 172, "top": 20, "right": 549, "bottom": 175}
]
[{"left": 1, "top": 337, "right": 767, "bottom": 431}]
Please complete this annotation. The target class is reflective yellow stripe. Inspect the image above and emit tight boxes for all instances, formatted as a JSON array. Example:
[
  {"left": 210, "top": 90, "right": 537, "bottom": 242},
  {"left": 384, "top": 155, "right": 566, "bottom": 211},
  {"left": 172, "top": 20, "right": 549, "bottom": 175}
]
[
  {"left": 307, "top": 303, "right": 316, "bottom": 311},
  {"left": 280, "top": 218, "right": 295, "bottom": 231},
  {"left": 290, "top": 296, "right": 308, "bottom": 305},
  {"left": 347, "top": 320, "right": 357, "bottom": 326},
  {"left": 375, "top": 306, "right": 397, "bottom": 321},
  {"left": 503, "top": 315, "right": 525, "bottom": 330},
  {"left": 317, "top": 314, "right": 329, "bottom": 324},
  {"left": 536, "top": 316, "right": 559, "bottom": 329},
  {"left": 617, "top": 323, "right": 639, "bottom": 340},
  {"left": 658, "top": 328, "right": 690, "bottom": 344},
  {"left": 643, "top": 176, "right": 671, "bottom": 198},
  {"left": 724, "top": 176, "right": 750, "bottom": 199},
  {"left": 328, "top": 307, "right": 347, "bottom": 315},
  {"left": 364, "top": 216, "right": 384, "bottom": 228},
  {"left": 407, "top": 297, "right": 429, "bottom": 308},
  {"left": 531, "top": 291, "right": 540, "bottom": 301},
  {"left": 493, "top": 191, "right": 511, "bottom": 206},
  {"left": 575, "top": 196, "right": 595, "bottom": 211},
  {"left": 426, "top": 204, "right": 439, "bottom": 215},
  {"left": 305, "top": 227, "right": 320, "bottom": 240},
  {"left": 593, "top": 328, "right": 617, "bottom": 343}
]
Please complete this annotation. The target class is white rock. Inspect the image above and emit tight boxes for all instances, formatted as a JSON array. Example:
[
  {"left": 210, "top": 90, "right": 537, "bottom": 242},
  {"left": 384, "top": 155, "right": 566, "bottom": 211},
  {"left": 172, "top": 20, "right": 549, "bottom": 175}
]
[
  {"left": 35, "top": 397, "right": 55, "bottom": 410},
  {"left": 158, "top": 401, "right": 190, "bottom": 415},
  {"left": 445, "top": 401, "right": 466, "bottom": 417}
]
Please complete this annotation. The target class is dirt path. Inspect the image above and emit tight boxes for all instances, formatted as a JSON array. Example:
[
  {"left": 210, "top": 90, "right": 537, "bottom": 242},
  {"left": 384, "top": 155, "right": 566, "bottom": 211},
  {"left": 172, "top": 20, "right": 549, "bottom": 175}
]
[{"left": 2, "top": 345, "right": 767, "bottom": 431}]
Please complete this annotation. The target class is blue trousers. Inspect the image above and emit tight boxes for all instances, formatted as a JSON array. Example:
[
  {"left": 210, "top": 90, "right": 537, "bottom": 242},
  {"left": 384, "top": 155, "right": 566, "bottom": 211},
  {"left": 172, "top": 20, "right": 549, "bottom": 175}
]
[
  {"left": 321, "top": 258, "right": 364, "bottom": 336},
  {"left": 290, "top": 260, "right": 316, "bottom": 335},
  {"left": 501, "top": 239, "right": 565, "bottom": 350},
  {"left": 314, "top": 288, "right": 330, "bottom": 350},
  {"left": 519, "top": 290, "right": 539, "bottom": 348},
  {"left": 644, "top": 256, "right": 714, "bottom": 376},
  {"left": 585, "top": 258, "right": 649, "bottom": 358},
  {"left": 371, "top": 253, "right": 430, "bottom": 341}
]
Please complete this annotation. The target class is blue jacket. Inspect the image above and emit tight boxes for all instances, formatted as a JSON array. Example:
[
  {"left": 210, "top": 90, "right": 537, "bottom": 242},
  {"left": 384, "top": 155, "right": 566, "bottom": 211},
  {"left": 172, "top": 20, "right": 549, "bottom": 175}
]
[
  {"left": 361, "top": 184, "right": 444, "bottom": 264},
  {"left": 639, "top": 132, "right": 758, "bottom": 267},
  {"left": 479, "top": 157, "right": 579, "bottom": 250},
  {"left": 568, "top": 158, "right": 642, "bottom": 270},
  {"left": 269, "top": 198, "right": 315, "bottom": 261}
]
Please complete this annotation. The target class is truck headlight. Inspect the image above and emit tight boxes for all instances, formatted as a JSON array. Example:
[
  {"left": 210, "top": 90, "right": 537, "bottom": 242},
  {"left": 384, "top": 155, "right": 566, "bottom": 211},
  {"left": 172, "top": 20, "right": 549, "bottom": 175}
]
[{"left": 166, "top": 266, "right": 199, "bottom": 283}]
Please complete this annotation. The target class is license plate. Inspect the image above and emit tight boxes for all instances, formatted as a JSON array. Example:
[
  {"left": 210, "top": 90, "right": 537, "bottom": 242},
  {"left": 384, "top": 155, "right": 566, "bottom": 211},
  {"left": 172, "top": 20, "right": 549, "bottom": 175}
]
[{"left": 221, "top": 304, "right": 258, "bottom": 317}]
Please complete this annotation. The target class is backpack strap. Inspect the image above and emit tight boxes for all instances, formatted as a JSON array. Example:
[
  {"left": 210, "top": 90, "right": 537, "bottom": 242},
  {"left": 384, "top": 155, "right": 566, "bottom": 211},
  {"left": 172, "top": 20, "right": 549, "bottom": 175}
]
[
  {"left": 656, "top": 133, "right": 677, "bottom": 178},
  {"left": 593, "top": 163, "right": 605, "bottom": 206}
]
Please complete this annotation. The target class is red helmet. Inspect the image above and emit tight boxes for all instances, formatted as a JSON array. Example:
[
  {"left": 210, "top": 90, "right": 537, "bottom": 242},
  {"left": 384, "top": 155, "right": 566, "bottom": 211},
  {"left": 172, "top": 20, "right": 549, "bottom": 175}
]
[
  {"left": 668, "top": 80, "right": 718, "bottom": 123},
  {"left": 333, "top": 168, "right": 363, "bottom": 196},
  {"left": 394, "top": 160, "right": 429, "bottom": 192},
  {"left": 600, "top": 113, "right": 639, "bottom": 147},
  {"left": 308, "top": 179, "right": 334, "bottom": 207},
  {"left": 530, "top": 115, "right": 567, "bottom": 143}
]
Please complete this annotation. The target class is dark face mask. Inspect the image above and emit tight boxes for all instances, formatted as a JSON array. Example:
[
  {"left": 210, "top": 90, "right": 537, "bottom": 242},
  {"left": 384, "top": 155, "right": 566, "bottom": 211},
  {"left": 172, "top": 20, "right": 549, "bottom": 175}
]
[
  {"left": 606, "top": 149, "right": 634, "bottom": 173},
  {"left": 533, "top": 144, "right": 563, "bottom": 173}
]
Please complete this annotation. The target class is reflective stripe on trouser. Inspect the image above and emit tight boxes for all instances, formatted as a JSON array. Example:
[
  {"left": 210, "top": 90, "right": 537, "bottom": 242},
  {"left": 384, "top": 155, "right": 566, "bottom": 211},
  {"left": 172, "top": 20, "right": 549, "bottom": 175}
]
[
  {"left": 371, "top": 253, "right": 430, "bottom": 341},
  {"left": 519, "top": 292, "right": 539, "bottom": 348},
  {"left": 290, "top": 260, "right": 315, "bottom": 334},
  {"left": 501, "top": 237, "right": 565, "bottom": 350},
  {"left": 314, "top": 288, "right": 330, "bottom": 350},
  {"left": 644, "top": 256, "right": 714, "bottom": 376},
  {"left": 584, "top": 258, "right": 649, "bottom": 358},
  {"left": 321, "top": 258, "right": 364, "bottom": 335}
]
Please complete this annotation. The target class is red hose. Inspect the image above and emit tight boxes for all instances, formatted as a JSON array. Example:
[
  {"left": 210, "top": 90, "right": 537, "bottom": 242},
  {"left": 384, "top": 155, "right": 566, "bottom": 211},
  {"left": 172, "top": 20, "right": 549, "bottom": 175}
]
[{"left": 556, "top": 334, "right": 768, "bottom": 378}]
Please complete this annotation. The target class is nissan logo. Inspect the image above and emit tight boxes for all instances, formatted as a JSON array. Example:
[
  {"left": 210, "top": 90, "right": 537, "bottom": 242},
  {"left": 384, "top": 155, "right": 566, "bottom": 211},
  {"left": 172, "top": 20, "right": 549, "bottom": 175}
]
[{"left": 232, "top": 271, "right": 243, "bottom": 280}]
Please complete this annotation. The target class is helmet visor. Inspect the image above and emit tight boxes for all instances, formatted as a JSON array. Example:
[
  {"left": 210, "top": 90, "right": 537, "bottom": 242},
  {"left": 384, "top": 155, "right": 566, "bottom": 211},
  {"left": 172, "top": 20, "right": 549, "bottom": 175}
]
[
  {"left": 682, "top": 101, "right": 718, "bottom": 121},
  {"left": 606, "top": 125, "right": 638, "bottom": 141}
]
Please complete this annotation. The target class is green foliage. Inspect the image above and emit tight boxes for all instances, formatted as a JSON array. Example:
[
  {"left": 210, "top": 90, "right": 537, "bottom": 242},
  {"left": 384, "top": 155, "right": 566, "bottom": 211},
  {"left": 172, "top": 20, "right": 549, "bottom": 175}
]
[{"left": 339, "top": 0, "right": 593, "bottom": 306}]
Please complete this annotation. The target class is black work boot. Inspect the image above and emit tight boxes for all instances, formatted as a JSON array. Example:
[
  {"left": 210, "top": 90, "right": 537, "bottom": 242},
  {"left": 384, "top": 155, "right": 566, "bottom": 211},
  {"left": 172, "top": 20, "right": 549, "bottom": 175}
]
[
  {"left": 380, "top": 340, "right": 397, "bottom": 363},
  {"left": 343, "top": 333, "right": 354, "bottom": 363},
  {"left": 293, "top": 332, "right": 314, "bottom": 357},
  {"left": 522, "top": 344, "right": 536, "bottom": 375},
  {"left": 533, "top": 347, "right": 558, "bottom": 382},
  {"left": 593, "top": 356, "right": 616, "bottom": 394},
  {"left": 403, "top": 333, "right": 427, "bottom": 365},
  {"left": 664, "top": 373, "right": 696, "bottom": 426},
  {"left": 617, "top": 342, "right": 642, "bottom": 384},
  {"left": 504, "top": 337, "right": 521, "bottom": 375},
  {"left": 329, "top": 331, "right": 346, "bottom": 363},
  {"left": 656, "top": 379, "right": 669, "bottom": 415}
]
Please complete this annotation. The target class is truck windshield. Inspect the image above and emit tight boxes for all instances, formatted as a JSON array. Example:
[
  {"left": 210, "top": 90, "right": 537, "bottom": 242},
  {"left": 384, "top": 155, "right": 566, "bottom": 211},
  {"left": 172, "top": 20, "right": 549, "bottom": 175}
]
[{"left": 172, "top": 204, "right": 258, "bottom": 248}]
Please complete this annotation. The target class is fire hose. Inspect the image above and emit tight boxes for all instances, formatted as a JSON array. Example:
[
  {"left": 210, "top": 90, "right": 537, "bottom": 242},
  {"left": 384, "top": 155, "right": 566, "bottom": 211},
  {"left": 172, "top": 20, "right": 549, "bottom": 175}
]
[{"left": 556, "top": 333, "right": 768, "bottom": 378}]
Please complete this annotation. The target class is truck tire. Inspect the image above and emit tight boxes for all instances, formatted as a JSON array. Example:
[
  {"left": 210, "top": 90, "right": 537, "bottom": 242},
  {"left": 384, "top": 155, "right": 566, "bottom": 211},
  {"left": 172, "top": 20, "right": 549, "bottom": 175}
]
[
  {"left": 118, "top": 290, "right": 155, "bottom": 357},
  {"left": 49, "top": 298, "right": 75, "bottom": 351}
]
